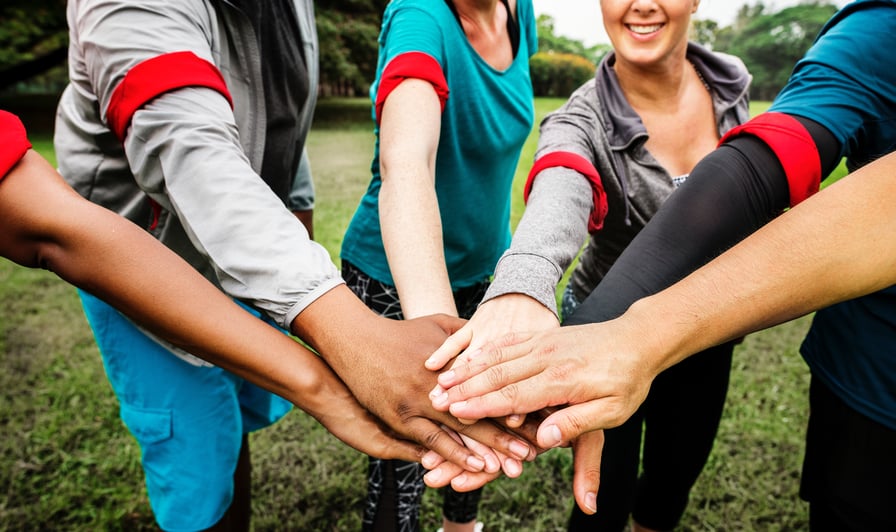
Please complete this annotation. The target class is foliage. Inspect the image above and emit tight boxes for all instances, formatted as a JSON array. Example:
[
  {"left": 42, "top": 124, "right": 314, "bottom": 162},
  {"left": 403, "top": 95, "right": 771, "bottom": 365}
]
[
  {"left": 702, "top": 2, "right": 839, "bottom": 100},
  {"left": 529, "top": 52, "right": 596, "bottom": 99},
  {"left": 0, "top": 0, "right": 68, "bottom": 92},
  {"left": 537, "top": 14, "right": 610, "bottom": 66},
  {"left": 315, "top": 1, "right": 388, "bottom": 97}
]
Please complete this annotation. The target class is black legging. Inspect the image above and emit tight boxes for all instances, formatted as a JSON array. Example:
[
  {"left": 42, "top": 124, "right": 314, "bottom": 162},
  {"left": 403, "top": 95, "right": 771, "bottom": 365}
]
[
  {"left": 342, "top": 261, "right": 486, "bottom": 532},
  {"left": 564, "top": 116, "right": 839, "bottom": 530}
]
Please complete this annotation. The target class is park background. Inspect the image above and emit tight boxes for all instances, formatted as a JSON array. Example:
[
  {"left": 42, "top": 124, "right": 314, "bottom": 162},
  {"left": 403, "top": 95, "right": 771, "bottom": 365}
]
[{"left": 0, "top": 1, "right": 848, "bottom": 530}]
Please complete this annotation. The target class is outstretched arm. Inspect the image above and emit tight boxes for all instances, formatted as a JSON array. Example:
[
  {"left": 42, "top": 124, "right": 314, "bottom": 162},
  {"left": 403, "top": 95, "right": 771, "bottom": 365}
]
[{"left": 0, "top": 144, "right": 419, "bottom": 461}]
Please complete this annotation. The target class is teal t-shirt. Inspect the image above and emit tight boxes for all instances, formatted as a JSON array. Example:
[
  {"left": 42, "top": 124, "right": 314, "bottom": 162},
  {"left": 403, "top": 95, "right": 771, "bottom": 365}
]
[
  {"left": 341, "top": 0, "right": 536, "bottom": 290},
  {"left": 769, "top": 0, "right": 896, "bottom": 430}
]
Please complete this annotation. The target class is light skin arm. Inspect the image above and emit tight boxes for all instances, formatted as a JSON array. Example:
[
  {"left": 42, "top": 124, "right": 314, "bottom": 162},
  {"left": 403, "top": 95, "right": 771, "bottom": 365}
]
[
  {"left": 0, "top": 150, "right": 420, "bottom": 461},
  {"left": 435, "top": 149, "right": 896, "bottom": 439},
  {"left": 376, "top": 78, "right": 532, "bottom": 476},
  {"left": 378, "top": 78, "right": 456, "bottom": 319},
  {"left": 424, "top": 151, "right": 896, "bottom": 512}
]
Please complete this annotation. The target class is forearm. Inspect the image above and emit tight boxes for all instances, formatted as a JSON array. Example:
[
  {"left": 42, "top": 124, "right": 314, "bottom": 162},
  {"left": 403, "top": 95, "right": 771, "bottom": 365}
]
[
  {"left": 565, "top": 137, "right": 792, "bottom": 328},
  {"left": 379, "top": 78, "right": 455, "bottom": 317},
  {"left": 128, "top": 90, "right": 340, "bottom": 329},
  {"left": 0, "top": 152, "right": 331, "bottom": 408},
  {"left": 628, "top": 150, "right": 896, "bottom": 371},
  {"left": 380, "top": 176, "right": 456, "bottom": 317},
  {"left": 483, "top": 169, "right": 592, "bottom": 315}
]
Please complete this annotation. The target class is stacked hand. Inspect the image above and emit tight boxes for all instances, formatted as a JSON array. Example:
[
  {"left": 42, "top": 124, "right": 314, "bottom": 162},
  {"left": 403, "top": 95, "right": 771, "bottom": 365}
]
[
  {"left": 292, "top": 286, "right": 540, "bottom": 477},
  {"left": 421, "top": 295, "right": 662, "bottom": 514}
]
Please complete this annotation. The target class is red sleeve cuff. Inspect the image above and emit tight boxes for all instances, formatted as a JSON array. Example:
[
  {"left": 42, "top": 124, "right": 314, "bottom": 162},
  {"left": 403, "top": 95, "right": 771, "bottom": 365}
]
[
  {"left": 718, "top": 112, "right": 821, "bottom": 206},
  {"left": 526, "top": 151, "right": 608, "bottom": 233},
  {"left": 0, "top": 110, "right": 32, "bottom": 181},
  {"left": 106, "top": 51, "right": 233, "bottom": 141},
  {"left": 374, "top": 52, "right": 449, "bottom": 124}
]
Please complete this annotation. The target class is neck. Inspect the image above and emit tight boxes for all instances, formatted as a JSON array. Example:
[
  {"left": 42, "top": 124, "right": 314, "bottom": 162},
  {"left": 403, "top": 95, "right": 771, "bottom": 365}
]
[
  {"left": 452, "top": 0, "right": 501, "bottom": 28},
  {"left": 613, "top": 50, "right": 692, "bottom": 112}
]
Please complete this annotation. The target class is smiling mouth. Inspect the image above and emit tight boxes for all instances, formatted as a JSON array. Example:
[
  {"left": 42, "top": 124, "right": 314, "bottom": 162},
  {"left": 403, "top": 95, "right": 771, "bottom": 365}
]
[{"left": 626, "top": 23, "right": 664, "bottom": 34}]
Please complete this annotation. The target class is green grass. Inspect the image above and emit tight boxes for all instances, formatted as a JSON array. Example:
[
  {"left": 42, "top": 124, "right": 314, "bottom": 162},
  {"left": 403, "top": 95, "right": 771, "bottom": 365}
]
[{"left": 0, "top": 99, "right": 816, "bottom": 530}]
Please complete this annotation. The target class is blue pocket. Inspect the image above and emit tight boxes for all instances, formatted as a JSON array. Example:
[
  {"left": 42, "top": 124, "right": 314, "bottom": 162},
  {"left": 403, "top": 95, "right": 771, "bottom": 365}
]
[{"left": 119, "top": 403, "right": 172, "bottom": 445}]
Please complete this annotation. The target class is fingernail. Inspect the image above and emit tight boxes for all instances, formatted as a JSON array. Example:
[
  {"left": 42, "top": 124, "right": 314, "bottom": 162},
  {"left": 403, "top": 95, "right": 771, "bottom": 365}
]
[
  {"left": 544, "top": 424, "right": 563, "bottom": 448},
  {"left": 503, "top": 458, "right": 522, "bottom": 477},
  {"left": 508, "top": 414, "right": 522, "bottom": 425},
  {"left": 424, "top": 468, "right": 441, "bottom": 483},
  {"left": 421, "top": 453, "right": 438, "bottom": 469},
  {"left": 453, "top": 473, "right": 468, "bottom": 489},
  {"left": 466, "top": 455, "right": 485, "bottom": 471},
  {"left": 585, "top": 491, "right": 597, "bottom": 513},
  {"left": 432, "top": 392, "right": 449, "bottom": 407},
  {"left": 429, "top": 385, "right": 444, "bottom": 399},
  {"left": 449, "top": 401, "right": 467, "bottom": 415},
  {"left": 441, "top": 370, "right": 456, "bottom": 382},
  {"left": 509, "top": 440, "right": 530, "bottom": 460},
  {"left": 484, "top": 454, "right": 499, "bottom": 473}
]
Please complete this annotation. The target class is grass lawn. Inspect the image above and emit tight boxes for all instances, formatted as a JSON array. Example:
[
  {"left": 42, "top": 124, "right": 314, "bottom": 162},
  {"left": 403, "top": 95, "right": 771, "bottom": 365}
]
[{"left": 0, "top": 97, "right": 827, "bottom": 530}]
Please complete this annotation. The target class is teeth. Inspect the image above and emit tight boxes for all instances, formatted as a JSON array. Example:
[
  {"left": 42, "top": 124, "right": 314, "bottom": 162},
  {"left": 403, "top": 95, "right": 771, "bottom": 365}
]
[{"left": 628, "top": 24, "right": 662, "bottom": 34}]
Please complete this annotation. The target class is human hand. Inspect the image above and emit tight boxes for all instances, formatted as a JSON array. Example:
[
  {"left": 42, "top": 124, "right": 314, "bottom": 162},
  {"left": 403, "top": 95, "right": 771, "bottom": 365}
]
[
  {"left": 297, "top": 352, "right": 426, "bottom": 461},
  {"left": 419, "top": 416, "right": 604, "bottom": 515},
  {"left": 420, "top": 408, "right": 553, "bottom": 491},
  {"left": 431, "top": 318, "right": 658, "bottom": 448},
  {"left": 425, "top": 293, "right": 560, "bottom": 373},
  {"left": 292, "top": 286, "right": 537, "bottom": 472},
  {"left": 425, "top": 294, "right": 560, "bottom": 427}
]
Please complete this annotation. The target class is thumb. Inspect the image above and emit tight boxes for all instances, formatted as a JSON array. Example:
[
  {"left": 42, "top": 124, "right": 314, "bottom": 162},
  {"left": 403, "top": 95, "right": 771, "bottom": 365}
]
[
  {"left": 536, "top": 400, "right": 624, "bottom": 448},
  {"left": 571, "top": 430, "right": 603, "bottom": 515}
]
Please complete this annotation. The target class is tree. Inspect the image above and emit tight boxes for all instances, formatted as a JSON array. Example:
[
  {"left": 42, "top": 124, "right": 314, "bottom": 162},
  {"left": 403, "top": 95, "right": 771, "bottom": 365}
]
[
  {"left": 690, "top": 19, "right": 720, "bottom": 49},
  {"left": 315, "top": 0, "right": 388, "bottom": 97},
  {"left": 536, "top": 14, "right": 610, "bottom": 66},
  {"left": 530, "top": 52, "right": 596, "bottom": 98},
  {"left": 0, "top": 0, "right": 69, "bottom": 92},
  {"left": 723, "top": 2, "right": 837, "bottom": 100}
]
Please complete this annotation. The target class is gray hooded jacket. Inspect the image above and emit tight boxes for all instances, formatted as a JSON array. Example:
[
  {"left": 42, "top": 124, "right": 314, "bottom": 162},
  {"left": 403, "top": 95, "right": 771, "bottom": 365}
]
[{"left": 484, "top": 42, "right": 751, "bottom": 315}]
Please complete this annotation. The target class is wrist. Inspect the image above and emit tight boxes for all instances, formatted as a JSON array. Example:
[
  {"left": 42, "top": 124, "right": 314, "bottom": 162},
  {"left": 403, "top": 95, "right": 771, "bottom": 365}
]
[{"left": 289, "top": 284, "right": 379, "bottom": 369}]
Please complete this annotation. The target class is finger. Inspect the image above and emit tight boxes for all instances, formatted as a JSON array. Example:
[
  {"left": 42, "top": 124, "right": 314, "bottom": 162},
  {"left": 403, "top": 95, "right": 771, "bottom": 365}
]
[
  {"left": 406, "top": 419, "right": 486, "bottom": 472},
  {"left": 458, "top": 433, "right": 502, "bottom": 474},
  {"left": 537, "top": 400, "right": 629, "bottom": 449},
  {"left": 423, "top": 456, "right": 510, "bottom": 490},
  {"left": 436, "top": 333, "right": 532, "bottom": 389},
  {"left": 505, "top": 413, "right": 526, "bottom": 428},
  {"left": 499, "top": 453, "right": 524, "bottom": 478},
  {"left": 423, "top": 460, "right": 464, "bottom": 488},
  {"left": 381, "top": 438, "right": 430, "bottom": 463},
  {"left": 448, "top": 418, "right": 534, "bottom": 462},
  {"left": 571, "top": 430, "right": 603, "bottom": 515},
  {"left": 425, "top": 325, "right": 474, "bottom": 370},
  {"left": 450, "top": 468, "right": 503, "bottom": 492},
  {"left": 446, "top": 376, "right": 570, "bottom": 423},
  {"left": 421, "top": 450, "right": 445, "bottom": 470}
]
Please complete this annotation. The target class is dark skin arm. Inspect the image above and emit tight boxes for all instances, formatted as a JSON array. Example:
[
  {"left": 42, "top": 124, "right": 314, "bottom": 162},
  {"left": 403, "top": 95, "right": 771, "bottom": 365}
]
[{"left": 0, "top": 150, "right": 423, "bottom": 461}]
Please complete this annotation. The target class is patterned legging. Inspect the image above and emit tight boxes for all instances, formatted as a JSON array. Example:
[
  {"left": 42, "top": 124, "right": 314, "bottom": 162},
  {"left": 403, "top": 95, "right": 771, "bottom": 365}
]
[{"left": 342, "top": 261, "right": 486, "bottom": 532}]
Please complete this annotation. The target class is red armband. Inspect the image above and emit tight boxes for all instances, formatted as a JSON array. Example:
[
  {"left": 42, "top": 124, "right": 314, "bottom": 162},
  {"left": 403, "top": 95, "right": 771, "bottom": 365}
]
[
  {"left": 719, "top": 112, "right": 821, "bottom": 207},
  {"left": 0, "top": 110, "right": 32, "bottom": 181},
  {"left": 106, "top": 51, "right": 233, "bottom": 141},
  {"left": 374, "top": 52, "right": 449, "bottom": 124},
  {"left": 526, "top": 151, "right": 608, "bottom": 233}
]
